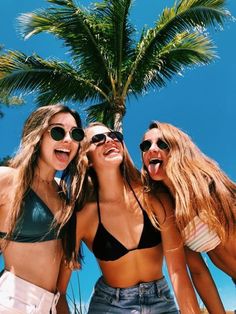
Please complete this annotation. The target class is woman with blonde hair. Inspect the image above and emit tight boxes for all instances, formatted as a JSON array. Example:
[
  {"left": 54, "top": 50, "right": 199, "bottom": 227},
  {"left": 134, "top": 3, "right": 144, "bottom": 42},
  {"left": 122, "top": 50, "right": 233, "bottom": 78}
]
[
  {"left": 59, "top": 122, "right": 202, "bottom": 314},
  {"left": 0, "top": 104, "right": 85, "bottom": 313},
  {"left": 140, "top": 120, "right": 236, "bottom": 312}
]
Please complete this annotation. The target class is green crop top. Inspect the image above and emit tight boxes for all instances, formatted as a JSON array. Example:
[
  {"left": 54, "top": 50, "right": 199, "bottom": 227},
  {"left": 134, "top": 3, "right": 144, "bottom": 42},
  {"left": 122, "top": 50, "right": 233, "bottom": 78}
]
[{"left": 0, "top": 189, "right": 60, "bottom": 243}]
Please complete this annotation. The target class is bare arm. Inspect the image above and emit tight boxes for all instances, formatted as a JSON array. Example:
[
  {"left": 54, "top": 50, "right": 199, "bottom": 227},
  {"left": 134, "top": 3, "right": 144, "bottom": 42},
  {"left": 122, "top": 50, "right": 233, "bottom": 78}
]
[
  {"left": 56, "top": 201, "right": 89, "bottom": 313},
  {"left": 149, "top": 193, "right": 201, "bottom": 314},
  {"left": 185, "top": 248, "right": 225, "bottom": 314},
  {"left": 56, "top": 258, "right": 72, "bottom": 314}
]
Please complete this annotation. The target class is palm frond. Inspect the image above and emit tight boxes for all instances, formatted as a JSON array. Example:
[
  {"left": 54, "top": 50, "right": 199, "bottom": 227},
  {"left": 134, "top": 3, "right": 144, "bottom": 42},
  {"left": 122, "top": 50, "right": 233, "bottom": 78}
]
[
  {"left": 132, "top": 32, "right": 216, "bottom": 92},
  {"left": 126, "top": 0, "right": 231, "bottom": 91},
  {"left": 0, "top": 51, "right": 108, "bottom": 106},
  {"left": 94, "top": 0, "right": 135, "bottom": 82},
  {"left": 18, "top": 1, "right": 111, "bottom": 85}
]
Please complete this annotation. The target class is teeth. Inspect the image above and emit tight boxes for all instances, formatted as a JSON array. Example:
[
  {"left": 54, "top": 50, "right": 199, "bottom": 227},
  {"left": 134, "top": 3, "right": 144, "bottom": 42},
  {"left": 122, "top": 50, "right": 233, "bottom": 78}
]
[
  {"left": 104, "top": 147, "right": 118, "bottom": 155},
  {"left": 56, "top": 148, "right": 70, "bottom": 153}
]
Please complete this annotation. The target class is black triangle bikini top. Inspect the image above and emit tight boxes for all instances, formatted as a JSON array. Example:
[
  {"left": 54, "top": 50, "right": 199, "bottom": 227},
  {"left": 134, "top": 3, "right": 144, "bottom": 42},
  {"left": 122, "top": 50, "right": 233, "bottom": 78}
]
[{"left": 92, "top": 184, "right": 162, "bottom": 261}]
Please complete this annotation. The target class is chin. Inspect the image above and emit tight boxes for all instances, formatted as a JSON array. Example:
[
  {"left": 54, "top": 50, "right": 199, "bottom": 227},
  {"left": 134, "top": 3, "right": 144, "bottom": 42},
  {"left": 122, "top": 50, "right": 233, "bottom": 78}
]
[
  {"left": 150, "top": 173, "right": 165, "bottom": 182},
  {"left": 55, "top": 163, "right": 70, "bottom": 171},
  {"left": 106, "top": 155, "right": 123, "bottom": 163}
]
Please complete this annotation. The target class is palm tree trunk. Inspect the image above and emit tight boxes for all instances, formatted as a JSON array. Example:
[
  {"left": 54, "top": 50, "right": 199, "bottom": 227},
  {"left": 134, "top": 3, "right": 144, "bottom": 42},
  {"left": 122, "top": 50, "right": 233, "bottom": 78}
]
[
  {"left": 113, "top": 97, "right": 126, "bottom": 131},
  {"left": 113, "top": 112, "right": 123, "bottom": 132}
]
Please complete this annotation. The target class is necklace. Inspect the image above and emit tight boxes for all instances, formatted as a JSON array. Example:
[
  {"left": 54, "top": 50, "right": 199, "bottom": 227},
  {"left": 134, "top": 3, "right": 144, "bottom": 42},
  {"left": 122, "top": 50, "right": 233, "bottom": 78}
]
[{"left": 35, "top": 173, "right": 54, "bottom": 185}]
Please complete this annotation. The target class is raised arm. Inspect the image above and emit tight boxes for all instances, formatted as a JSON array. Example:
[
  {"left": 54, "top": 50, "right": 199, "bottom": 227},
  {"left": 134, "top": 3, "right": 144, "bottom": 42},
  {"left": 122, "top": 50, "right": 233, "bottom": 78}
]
[{"left": 149, "top": 193, "right": 201, "bottom": 314}]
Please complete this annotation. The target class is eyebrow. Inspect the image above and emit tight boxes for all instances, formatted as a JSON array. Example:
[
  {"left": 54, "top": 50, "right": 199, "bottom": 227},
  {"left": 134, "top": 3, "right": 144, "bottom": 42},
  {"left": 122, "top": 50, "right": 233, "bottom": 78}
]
[{"left": 48, "top": 123, "right": 78, "bottom": 128}]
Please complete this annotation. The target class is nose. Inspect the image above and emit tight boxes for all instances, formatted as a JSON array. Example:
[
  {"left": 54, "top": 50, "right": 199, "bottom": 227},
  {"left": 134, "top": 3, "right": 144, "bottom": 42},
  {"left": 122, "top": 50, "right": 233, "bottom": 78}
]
[
  {"left": 63, "top": 131, "right": 72, "bottom": 142},
  {"left": 149, "top": 142, "right": 159, "bottom": 151},
  {"left": 105, "top": 134, "right": 117, "bottom": 143},
  {"left": 104, "top": 135, "right": 112, "bottom": 144}
]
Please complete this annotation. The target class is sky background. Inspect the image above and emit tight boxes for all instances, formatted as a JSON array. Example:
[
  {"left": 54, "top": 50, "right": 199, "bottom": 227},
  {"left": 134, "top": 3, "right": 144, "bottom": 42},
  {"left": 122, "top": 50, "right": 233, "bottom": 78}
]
[{"left": 0, "top": 0, "right": 236, "bottom": 311}]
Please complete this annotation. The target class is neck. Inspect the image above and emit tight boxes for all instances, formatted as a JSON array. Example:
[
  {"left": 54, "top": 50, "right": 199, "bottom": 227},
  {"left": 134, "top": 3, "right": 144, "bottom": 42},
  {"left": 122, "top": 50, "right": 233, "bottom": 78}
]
[
  {"left": 96, "top": 167, "right": 127, "bottom": 201},
  {"left": 34, "top": 165, "right": 56, "bottom": 185},
  {"left": 162, "top": 177, "right": 175, "bottom": 196},
  {"left": 35, "top": 173, "right": 55, "bottom": 185}
]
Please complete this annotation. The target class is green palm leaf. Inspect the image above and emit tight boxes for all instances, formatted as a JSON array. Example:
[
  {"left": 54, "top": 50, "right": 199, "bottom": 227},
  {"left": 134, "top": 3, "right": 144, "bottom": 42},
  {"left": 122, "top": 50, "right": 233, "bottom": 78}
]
[
  {"left": 131, "top": 32, "right": 216, "bottom": 93},
  {"left": 0, "top": 51, "right": 109, "bottom": 106}
]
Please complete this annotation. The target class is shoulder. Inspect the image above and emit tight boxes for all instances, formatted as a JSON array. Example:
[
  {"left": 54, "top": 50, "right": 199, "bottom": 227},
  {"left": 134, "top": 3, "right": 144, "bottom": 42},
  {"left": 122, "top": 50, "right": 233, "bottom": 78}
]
[
  {"left": 0, "top": 167, "right": 16, "bottom": 186},
  {"left": 76, "top": 201, "right": 98, "bottom": 240},
  {"left": 0, "top": 167, "right": 16, "bottom": 205},
  {"left": 0, "top": 166, "right": 15, "bottom": 175}
]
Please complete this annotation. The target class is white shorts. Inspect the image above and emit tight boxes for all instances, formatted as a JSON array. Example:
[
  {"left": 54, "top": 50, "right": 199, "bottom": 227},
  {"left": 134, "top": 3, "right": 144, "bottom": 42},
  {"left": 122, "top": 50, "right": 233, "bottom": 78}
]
[{"left": 0, "top": 270, "right": 60, "bottom": 314}]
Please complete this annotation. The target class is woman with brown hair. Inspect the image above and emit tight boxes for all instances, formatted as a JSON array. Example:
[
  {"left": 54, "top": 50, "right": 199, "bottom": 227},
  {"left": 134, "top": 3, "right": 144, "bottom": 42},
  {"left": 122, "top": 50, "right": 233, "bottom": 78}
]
[{"left": 0, "top": 104, "right": 85, "bottom": 313}]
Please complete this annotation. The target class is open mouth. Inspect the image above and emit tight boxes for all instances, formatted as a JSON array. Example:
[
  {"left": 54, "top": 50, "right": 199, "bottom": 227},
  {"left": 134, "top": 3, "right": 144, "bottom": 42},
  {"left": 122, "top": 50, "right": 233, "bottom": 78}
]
[
  {"left": 148, "top": 158, "right": 163, "bottom": 177},
  {"left": 149, "top": 158, "right": 162, "bottom": 165},
  {"left": 55, "top": 148, "right": 70, "bottom": 162},
  {"left": 104, "top": 147, "right": 119, "bottom": 156}
]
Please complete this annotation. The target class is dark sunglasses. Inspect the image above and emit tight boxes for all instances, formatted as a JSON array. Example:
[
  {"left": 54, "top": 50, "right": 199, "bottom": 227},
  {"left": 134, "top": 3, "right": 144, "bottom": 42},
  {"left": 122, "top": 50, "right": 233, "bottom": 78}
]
[
  {"left": 140, "top": 139, "right": 169, "bottom": 152},
  {"left": 48, "top": 126, "right": 84, "bottom": 142},
  {"left": 91, "top": 131, "right": 123, "bottom": 146}
]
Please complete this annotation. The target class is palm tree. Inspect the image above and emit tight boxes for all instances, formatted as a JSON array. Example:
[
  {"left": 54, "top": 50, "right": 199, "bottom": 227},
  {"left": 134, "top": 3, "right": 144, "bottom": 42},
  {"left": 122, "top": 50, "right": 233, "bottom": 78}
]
[{"left": 0, "top": 0, "right": 232, "bottom": 129}]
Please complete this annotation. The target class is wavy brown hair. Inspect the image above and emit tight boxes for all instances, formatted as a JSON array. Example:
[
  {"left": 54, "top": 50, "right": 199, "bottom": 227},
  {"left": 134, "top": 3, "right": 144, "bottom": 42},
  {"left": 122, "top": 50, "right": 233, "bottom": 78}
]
[
  {"left": 6, "top": 104, "right": 87, "bottom": 253},
  {"left": 79, "top": 122, "right": 141, "bottom": 204},
  {"left": 141, "top": 121, "right": 236, "bottom": 242}
]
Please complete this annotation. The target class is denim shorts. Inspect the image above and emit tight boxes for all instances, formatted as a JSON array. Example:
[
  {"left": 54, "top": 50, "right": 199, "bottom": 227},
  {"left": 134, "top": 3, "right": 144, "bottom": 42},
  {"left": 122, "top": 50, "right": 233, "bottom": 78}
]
[
  {"left": 88, "top": 276, "right": 179, "bottom": 313},
  {"left": 0, "top": 270, "right": 60, "bottom": 314}
]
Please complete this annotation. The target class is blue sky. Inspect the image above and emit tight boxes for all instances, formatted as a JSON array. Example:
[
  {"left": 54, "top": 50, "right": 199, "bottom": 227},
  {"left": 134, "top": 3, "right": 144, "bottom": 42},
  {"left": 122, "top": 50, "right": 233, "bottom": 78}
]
[{"left": 0, "top": 0, "right": 236, "bottom": 310}]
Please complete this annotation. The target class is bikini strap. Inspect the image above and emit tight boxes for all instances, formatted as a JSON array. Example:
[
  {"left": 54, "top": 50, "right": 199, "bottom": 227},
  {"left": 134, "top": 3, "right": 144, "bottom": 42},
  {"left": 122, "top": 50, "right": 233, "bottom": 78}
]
[
  {"left": 126, "top": 180, "right": 144, "bottom": 211},
  {"left": 96, "top": 189, "right": 102, "bottom": 222}
]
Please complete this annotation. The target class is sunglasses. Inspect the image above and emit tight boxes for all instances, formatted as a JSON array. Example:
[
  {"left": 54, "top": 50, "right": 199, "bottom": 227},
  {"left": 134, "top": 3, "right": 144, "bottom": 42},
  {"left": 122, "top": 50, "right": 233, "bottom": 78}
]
[
  {"left": 90, "top": 131, "right": 123, "bottom": 146},
  {"left": 48, "top": 126, "right": 84, "bottom": 142},
  {"left": 140, "top": 139, "right": 169, "bottom": 152}
]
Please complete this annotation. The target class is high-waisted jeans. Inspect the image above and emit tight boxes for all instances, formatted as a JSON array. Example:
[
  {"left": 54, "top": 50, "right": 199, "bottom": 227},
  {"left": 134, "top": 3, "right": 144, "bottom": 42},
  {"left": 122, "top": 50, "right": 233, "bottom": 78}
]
[
  {"left": 0, "top": 270, "right": 60, "bottom": 314},
  {"left": 88, "top": 276, "right": 179, "bottom": 313}
]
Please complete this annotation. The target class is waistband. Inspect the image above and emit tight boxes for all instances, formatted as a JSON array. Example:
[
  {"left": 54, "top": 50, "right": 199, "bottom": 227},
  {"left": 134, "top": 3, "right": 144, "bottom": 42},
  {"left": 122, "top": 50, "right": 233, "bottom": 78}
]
[
  {"left": 95, "top": 276, "right": 168, "bottom": 298},
  {"left": 0, "top": 270, "right": 60, "bottom": 311}
]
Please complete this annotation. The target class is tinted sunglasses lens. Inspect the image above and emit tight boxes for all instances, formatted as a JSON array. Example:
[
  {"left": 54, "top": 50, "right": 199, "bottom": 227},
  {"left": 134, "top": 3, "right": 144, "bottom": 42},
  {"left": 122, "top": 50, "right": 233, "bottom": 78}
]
[
  {"left": 140, "top": 140, "right": 151, "bottom": 152},
  {"left": 91, "top": 133, "right": 106, "bottom": 144},
  {"left": 115, "top": 131, "right": 123, "bottom": 142},
  {"left": 50, "top": 127, "right": 65, "bottom": 141},
  {"left": 109, "top": 131, "right": 123, "bottom": 142},
  {"left": 71, "top": 128, "right": 84, "bottom": 142},
  {"left": 157, "top": 139, "right": 169, "bottom": 150}
]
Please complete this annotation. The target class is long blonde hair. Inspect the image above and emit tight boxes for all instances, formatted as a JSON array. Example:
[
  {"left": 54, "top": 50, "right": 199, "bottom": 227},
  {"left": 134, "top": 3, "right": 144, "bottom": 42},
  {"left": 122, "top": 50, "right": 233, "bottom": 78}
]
[
  {"left": 141, "top": 121, "right": 236, "bottom": 242},
  {"left": 6, "top": 104, "right": 87, "bottom": 244}
]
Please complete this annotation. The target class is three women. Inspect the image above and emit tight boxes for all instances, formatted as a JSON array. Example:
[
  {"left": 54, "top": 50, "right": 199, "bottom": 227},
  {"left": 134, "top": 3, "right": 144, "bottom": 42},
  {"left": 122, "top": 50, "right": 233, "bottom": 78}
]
[{"left": 2, "top": 106, "right": 233, "bottom": 313}]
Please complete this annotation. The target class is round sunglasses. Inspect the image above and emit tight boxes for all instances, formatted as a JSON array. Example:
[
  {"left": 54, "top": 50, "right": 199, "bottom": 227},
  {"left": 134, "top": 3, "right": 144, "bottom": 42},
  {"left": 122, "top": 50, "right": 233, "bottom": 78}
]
[
  {"left": 90, "top": 131, "right": 123, "bottom": 146},
  {"left": 140, "top": 139, "right": 169, "bottom": 152},
  {"left": 48, "top": 126, "right": 85, "bottom": 142}
]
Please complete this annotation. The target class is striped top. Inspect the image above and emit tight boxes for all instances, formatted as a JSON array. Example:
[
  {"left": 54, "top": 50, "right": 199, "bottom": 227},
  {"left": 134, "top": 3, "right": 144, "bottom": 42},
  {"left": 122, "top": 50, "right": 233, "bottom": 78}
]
[{"left": 181, "top": 215, "right": 221, "bottom": 252}]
